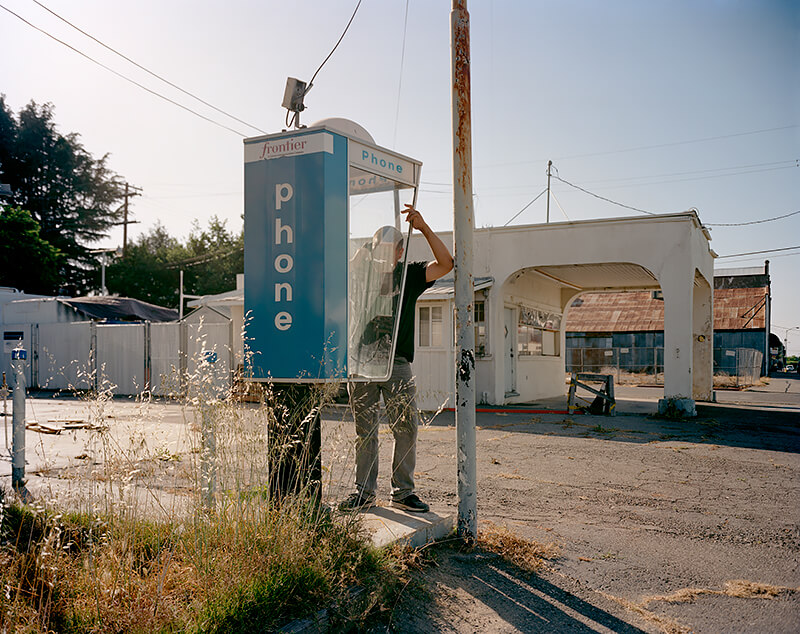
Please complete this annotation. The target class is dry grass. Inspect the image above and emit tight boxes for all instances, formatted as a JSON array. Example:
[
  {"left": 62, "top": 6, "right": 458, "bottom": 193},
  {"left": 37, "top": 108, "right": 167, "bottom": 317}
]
[
  {"left": 596, "top": 580, "right": 799, "bottom": 634},
  {"left": 477, "top": 521, "right": 560, "bottom": 571},
  {"left": 640, "top": 579, "right": 800, "bottom": 607},
  {"left": 598, "top": 591, "right": 692, "bottom": 634},
  {"left": 0, "top": 336, "right": 417, "bottom": 633}
]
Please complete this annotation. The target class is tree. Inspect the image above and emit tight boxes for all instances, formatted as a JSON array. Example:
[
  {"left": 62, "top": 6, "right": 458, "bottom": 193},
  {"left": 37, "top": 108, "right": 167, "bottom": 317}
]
[
  {"left": 106, "top": 217, "right": 243, "bottom": 308},
  {"left": 0, "top": 206, "right": 63, "bottom": 294},
  {"left": 182, "top": 217, "right": 244, "bottom": 298},
  {"left": 0, "top": 96, "right": 125, "bottom": 294}
]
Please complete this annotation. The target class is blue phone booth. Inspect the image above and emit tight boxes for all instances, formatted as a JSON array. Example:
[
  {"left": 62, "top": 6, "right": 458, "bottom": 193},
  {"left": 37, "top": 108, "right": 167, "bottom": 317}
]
[
  {"left": 244, "top": 118, "right": 423, "bottom": 384},
  {"left": 244, "top": 118, "right": 423, "bottom": 500}
]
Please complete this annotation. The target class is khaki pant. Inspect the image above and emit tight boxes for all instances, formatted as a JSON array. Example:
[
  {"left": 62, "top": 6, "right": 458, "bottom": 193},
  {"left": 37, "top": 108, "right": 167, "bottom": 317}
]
[{"left": 349, "top": 358, "right": 419, "bottom": 501}]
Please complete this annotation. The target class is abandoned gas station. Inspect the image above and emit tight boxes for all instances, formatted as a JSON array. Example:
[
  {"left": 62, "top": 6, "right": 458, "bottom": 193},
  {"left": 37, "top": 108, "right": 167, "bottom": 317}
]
[{"left": 406, "top": 211, "right": 715, "bottom": 417}]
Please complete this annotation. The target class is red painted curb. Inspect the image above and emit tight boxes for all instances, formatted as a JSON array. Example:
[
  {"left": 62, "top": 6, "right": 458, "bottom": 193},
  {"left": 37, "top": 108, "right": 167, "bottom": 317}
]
[{"left": 444, "top": 407, "right": 583, "bottom": 415}]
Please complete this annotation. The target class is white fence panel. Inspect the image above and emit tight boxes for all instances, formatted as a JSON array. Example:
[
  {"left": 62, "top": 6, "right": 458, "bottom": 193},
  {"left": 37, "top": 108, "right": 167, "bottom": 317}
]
[
  {"left": 150, "top": 323, "right": 180, "bottom": 396},
  {"left": 413, "top": 349, "right": 454, "bottom": 412},
  {"left": 38, "top": 322, "right": 92, "bottom": 390},
  {"left": 96, "top": 323, "right": 145, "bottom": 395}
]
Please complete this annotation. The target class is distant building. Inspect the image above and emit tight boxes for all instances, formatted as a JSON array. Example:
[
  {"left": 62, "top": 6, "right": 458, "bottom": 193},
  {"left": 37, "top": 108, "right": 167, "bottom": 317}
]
[{"left": 565, "top": 264, "right": 772, "bottom": 380}]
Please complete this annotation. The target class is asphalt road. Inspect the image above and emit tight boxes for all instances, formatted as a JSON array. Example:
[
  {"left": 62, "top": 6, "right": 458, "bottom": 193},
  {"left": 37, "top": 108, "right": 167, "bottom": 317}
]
[{"left": 331, "top": 376, "right": 800, "bottom": 633}]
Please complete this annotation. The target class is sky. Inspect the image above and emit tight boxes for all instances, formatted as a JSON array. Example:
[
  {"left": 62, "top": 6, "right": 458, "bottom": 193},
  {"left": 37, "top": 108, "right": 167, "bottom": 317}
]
[{"left": 1, "top": 0, "right": 798, "bottom": 352}]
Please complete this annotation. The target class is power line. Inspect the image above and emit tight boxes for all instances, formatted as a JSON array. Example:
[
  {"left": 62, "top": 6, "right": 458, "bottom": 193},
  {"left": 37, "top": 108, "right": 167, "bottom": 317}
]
[
  {"left": 551, "top": 175, "right": 659, "bottom": 216},
  {"left": 165, "top": 246, "right": 243, "bottom": 270},
  {"left": 307, "top": 0, "right": 363, "bottom": 94},
  {"left": 706, "top": 209, "right": 800, "bottom": 227},
  {"left": 285, "top": 0, "right": 363, "bottom": 129},
  {"left": 717, "top": 245, "right": 800, "bottom": 259},
  {"left": 503, "top": 188, "right": 547, "bottom": 226},
  {"left": 574, "top": 164, "right": 798, "bottom": 193},
  {"left": 553, "top": 125, "right": 800, "bottom": 162},
  {"left": 475, "top": 124, "right": 800, "bottom": 170},
  {"left": 718, "top": 251, "right": 800, "bottom": 266},
  {"left": 30, "top": 0, "right": 265, "bottom": 134},
  {"left": 392, "top": 0, "right": 411, "bottom": 148},
  {"left": 567, "top": 159, "right": 798, "bottom": 188},
  {"left": 0, "top": 2, "right": 250, "bottom": 137}
]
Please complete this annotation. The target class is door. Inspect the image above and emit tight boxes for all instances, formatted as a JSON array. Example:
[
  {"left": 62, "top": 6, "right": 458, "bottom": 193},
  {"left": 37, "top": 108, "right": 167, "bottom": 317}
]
[{"left": 504, "top": 307, "right": 516, "bottom": 395}]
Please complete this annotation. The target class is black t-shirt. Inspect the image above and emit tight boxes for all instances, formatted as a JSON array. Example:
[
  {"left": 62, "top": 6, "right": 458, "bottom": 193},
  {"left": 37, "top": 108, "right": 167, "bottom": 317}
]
[{"left": 395, "top": 261, "right": 433, "bottom": 363}]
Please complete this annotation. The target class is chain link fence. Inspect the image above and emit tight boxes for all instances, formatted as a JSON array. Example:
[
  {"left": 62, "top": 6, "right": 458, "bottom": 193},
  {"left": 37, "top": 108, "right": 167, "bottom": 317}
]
[
  {"left": 567, "top": 347, "right": 664, "bottom": 385},
  {"left": 567, "top": 346, "right": 764, "bottom": 388},
  {"left": 714, "top": 347, "right": 763, "bottom": 388}
]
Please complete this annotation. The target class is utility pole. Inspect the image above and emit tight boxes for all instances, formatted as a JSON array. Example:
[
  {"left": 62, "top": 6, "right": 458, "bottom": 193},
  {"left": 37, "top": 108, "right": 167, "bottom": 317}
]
[
  {"left": 118, "top": 183, "right": 142, "bottom": 257},
  {"left": 451, "top": 0, "right": 477, "bottom": 543},
  {"left": 546, "top": 160, "right": 552, "bottom": 223}
]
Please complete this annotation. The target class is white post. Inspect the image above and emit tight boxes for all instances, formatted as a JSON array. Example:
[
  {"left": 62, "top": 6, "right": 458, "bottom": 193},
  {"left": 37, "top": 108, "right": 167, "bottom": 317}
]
[
  {"left": 11, "top": 349, "right": 26, "bottom": 492},
  {"left": 451, "top": 0, "right": 477, "bottom": 542}
]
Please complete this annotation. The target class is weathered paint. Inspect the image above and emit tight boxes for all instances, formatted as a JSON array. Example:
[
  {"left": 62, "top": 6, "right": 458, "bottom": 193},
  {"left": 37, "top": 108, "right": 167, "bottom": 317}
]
[{"left": 451, "top": 0, "right": 477, "bottom": 542}]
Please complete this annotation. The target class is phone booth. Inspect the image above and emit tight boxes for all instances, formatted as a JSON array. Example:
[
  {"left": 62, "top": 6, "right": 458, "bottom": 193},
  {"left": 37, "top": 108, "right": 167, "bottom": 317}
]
[
  {"left": 244, "top": 118, "right": 422, "bottom": 383},
  {"left": 243, "top": 118, "right": 422, "bottom": 499}
]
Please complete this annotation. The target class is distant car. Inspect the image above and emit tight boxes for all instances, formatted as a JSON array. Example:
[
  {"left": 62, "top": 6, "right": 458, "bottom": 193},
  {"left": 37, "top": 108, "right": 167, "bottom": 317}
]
[{"left": 786, "top": 364, "right": 795, "bottom": 372}]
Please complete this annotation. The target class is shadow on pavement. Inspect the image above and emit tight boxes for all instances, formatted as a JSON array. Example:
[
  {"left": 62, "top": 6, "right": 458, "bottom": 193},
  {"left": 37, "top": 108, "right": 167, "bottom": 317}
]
[
  {"left": 423, "top": 400, "right": 800, "bottom": 454},
  {"left": 397, "top": 549, "right": 648, "bottom": 633}
]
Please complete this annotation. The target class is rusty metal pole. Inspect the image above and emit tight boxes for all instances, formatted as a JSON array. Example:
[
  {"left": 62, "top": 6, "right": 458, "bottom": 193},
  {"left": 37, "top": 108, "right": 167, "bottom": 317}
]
[{"left": 451, "top": 0, "right": 477, "bottom": 542}]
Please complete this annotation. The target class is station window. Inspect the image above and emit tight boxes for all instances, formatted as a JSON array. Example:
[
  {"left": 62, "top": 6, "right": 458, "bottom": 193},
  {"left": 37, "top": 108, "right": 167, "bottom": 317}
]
[
  {"left": 419, "top": 305, "right": 443, "bottom": 347},
  {"left": 517, "top": 305, "right": 561, "bottom": 357}
]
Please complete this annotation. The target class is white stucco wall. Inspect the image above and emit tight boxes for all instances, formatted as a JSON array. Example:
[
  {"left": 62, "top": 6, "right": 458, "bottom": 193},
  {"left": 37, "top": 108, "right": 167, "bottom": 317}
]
[{"left": 406, "top": 212, "right": 714, "bottom": 411}]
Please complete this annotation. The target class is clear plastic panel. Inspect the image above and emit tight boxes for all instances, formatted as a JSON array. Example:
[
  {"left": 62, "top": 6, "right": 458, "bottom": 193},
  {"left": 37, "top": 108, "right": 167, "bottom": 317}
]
[{"left": 348, "top": 174, "right": 417, "bottom": 380}]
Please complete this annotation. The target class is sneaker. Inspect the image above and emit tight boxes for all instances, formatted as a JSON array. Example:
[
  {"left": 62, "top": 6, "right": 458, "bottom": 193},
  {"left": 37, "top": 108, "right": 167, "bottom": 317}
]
[
  {"left": 391, "top": 494, "right": 430, "bottom": 513},
  {"left": 338, "top": 492, "right": 375, "bottom": 512}
]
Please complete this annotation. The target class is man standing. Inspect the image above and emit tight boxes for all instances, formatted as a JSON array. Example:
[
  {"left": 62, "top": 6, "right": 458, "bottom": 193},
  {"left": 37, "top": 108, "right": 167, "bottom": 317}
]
[{"left": 340, "top": 205, "right": 453, "bottom": 513}]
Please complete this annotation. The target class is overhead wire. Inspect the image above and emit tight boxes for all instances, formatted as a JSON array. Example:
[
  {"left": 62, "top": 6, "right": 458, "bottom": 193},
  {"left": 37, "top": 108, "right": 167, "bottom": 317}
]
[
  {"left": 392, "top": 0, "right": 411, "bottom": 148},
  {"left": 305, "top": 0, "right": 363, "bottom": 103},
  {"left": 503, "top": 188, "right": 547, "bottom": 226},
  {"left": 285, "top": 0, "right": 363, "bottom": 129},
  {"left": 705, "top": 209, "right": 800, "bottom": 227},
  {"left": 476, "top": 124, "right": 800, "bottom": 169},
  {"left": 716, "top": 245, "right": 800, "bottom": 259},
  {"left": 549, "top": 189, "right": 570, "bottom": 221},
  {"left": 551, "top": 174, "right": 659, "bottom": 216},
  {"left": 0, "top": 2, "right": 250, "bottom": 136},
  {"left": 165, "top": 247, "right": 243, "bottom": 270},
  {"left": 563, "top": 159, "right": 798, "bottom": 188},
  {"left": 29, "top": 0, "right": 266, "bottom": 134}
]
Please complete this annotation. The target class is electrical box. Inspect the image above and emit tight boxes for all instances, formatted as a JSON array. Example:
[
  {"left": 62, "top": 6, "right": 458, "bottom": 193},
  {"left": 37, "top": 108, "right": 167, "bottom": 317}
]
[{"left": 243, "top": 120, "right": 422, "bottom": 382}]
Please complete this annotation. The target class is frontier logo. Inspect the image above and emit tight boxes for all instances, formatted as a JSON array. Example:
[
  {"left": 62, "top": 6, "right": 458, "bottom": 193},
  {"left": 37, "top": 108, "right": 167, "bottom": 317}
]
[
  {"left": 259, "top": 138, "right": 308, "bottom": 160},
  {"left": 246, "top": 132, "right": 333, "bottom": 163}
]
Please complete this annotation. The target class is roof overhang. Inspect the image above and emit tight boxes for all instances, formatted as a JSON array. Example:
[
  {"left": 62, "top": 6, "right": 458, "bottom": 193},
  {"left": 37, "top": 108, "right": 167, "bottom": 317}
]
[{"left": 530, "top": 263, "right": 659, "bottom": 291}]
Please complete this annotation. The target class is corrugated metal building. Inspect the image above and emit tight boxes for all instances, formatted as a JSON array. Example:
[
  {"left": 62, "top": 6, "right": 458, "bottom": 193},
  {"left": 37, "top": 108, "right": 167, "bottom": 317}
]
[{"left": 565, "top": 265, "right": 771, "bottom": 381}]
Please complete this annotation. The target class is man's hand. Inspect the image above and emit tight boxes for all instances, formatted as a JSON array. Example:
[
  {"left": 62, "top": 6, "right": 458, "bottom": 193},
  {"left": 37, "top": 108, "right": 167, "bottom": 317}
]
[
  {"left": 402, "top": 204, "right": 454, "bottom": 282},
  {"left": 402, "top": 204, "right": 428, "bottom": 231}
]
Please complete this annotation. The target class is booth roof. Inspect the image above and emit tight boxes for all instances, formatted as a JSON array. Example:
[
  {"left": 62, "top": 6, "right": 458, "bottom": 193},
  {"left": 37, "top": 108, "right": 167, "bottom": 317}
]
[{"left": 60, "top": 296, "right": 178, "bottom": 322}]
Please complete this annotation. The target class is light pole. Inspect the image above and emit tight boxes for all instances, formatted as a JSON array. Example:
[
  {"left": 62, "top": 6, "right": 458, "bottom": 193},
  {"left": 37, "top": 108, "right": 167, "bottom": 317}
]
[
  {"left": 773, "top": 325, "right": 799, "bottom": 369},
  {"left": 90, "top": 247, "right": 122, "bottom": 295}
]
